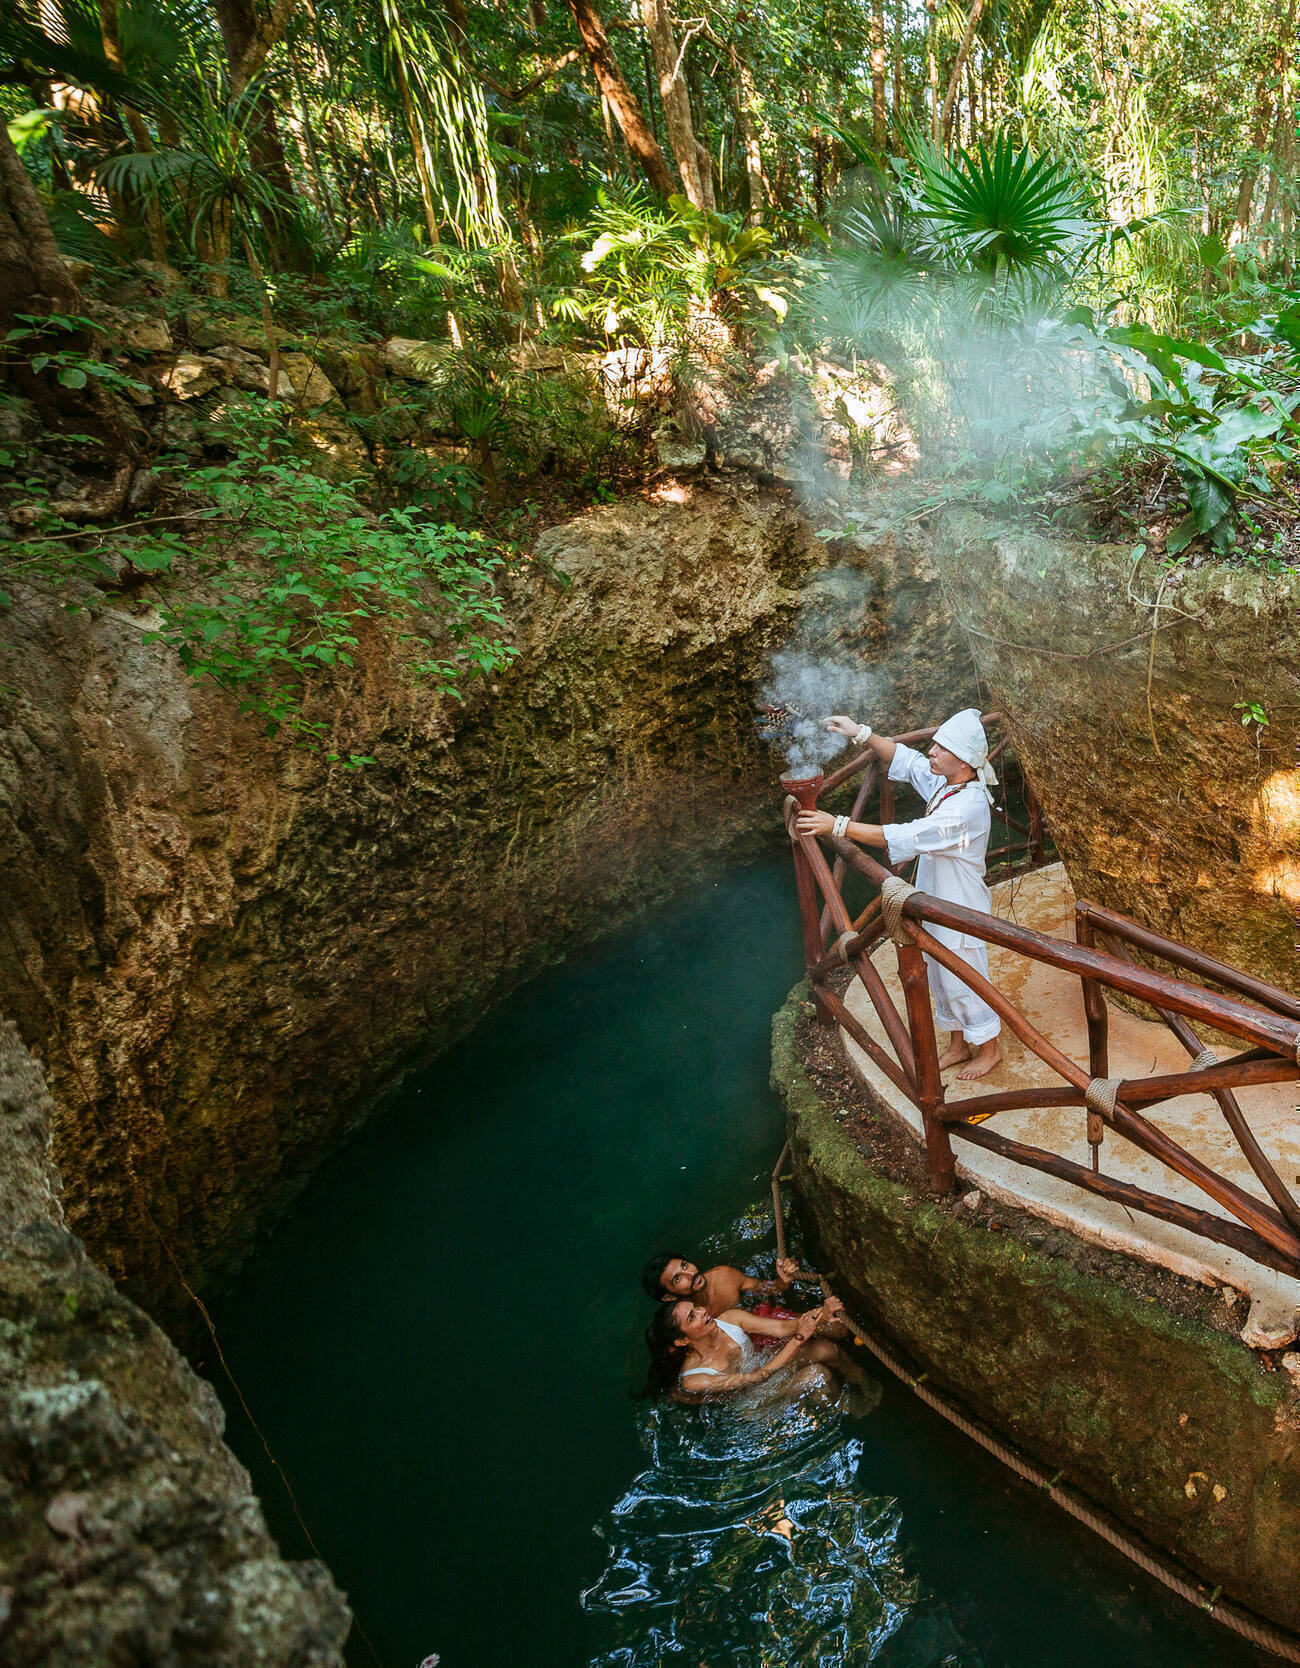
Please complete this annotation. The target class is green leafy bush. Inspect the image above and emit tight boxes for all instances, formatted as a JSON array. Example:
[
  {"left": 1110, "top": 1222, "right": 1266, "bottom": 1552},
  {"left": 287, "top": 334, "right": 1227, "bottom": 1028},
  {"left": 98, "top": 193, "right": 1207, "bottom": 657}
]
[
  {"left": 1042, "top": 307, "right": 1300, "bottom": 554},
  {"left": 3, "top": 404, "right": 516, "bottom": 743}
]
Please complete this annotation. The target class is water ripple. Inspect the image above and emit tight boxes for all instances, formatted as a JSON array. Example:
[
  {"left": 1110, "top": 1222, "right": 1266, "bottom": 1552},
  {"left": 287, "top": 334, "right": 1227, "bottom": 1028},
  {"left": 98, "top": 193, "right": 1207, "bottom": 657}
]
[{"left": 583, "top": 1391, "right": 986, "bottom": 1666}]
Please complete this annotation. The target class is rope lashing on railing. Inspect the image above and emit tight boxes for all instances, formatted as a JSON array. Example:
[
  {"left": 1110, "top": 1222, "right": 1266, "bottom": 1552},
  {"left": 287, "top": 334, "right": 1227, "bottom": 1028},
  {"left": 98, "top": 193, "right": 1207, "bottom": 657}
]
[
  {"left": 769, "top": 1148, "right": 1300, "bottom": 1665},
  {"left": 1084, "top": 1077, "right": 1122, "bottom": 1118},
  {"left": 879, "top": 875, "right": 919, "bottom": 945},
  {"left": 1189, "top": 1049, "right": 1220, "bottom": 1070},
  {"left": 833, "top": 930, "right": 858, "bottom": 962}
]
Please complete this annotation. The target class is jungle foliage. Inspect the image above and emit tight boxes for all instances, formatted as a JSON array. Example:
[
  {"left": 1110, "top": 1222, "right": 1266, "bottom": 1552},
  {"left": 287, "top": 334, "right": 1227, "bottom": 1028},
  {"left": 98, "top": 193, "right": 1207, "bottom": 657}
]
[{"left": 2, "top": 0, "right": 1299, "bottom": 733}]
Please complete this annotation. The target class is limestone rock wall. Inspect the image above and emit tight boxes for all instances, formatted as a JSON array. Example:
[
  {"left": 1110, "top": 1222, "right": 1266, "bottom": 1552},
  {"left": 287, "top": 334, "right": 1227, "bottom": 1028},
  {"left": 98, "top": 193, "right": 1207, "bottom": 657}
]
[
  {"left": 0, "top": 1020, "right": 350, "bottom": 1665},
  {"left": 0, "top": 481, "right": 976, "bottom": 1311},
  {"left": 930, "top": 508, "right": 1300, "bottom": 996}
]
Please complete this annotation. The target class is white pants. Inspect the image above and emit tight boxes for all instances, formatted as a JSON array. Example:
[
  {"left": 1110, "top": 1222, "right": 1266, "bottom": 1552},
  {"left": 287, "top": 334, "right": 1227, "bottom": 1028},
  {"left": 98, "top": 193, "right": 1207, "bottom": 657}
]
[{"left": 924, "top": 940, "right": 1002, "bottom": 1045}]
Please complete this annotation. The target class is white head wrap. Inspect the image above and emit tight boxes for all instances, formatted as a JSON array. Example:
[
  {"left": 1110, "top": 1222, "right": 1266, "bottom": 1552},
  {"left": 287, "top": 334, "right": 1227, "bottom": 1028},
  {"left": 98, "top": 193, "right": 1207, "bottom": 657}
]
[{"left": 932, "top": 708, "right": 997, "bottom": 803}]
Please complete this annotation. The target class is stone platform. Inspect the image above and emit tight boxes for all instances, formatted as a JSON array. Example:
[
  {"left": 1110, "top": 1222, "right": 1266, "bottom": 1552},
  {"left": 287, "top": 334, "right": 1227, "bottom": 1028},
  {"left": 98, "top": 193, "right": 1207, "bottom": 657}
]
[{"left": 841, "top": 862, "right": 1300, "bottom": 1340}]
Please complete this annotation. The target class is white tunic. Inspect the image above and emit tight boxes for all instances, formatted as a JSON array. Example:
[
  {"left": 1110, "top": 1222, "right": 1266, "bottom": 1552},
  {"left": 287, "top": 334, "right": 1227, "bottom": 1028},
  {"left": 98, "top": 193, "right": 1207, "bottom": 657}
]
[{"left": 880, "top": 743, "right": 1002, "bottom": 1044}]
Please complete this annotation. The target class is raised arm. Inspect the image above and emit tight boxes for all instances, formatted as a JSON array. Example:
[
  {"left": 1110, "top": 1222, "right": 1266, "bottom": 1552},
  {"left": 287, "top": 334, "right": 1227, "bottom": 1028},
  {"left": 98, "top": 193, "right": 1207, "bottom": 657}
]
[
  {"left": 826, "top": 715, "right": 898, "bottom": 768},
  {"left": 679, "top": 1312, "right": 820, "bottom": 1396},
  {"left": 728, "top": 1299, "right": 847, "bottom": 1340},
  {"left": 736, "top": 1256, "right": 808, "bottom": 1299}
]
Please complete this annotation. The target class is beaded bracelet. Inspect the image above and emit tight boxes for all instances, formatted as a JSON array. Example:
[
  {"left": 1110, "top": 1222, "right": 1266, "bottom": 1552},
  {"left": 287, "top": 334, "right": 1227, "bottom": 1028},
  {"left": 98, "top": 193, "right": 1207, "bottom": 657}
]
[{"left": 832, "top": 814, "right": 850, "bottom": 838}]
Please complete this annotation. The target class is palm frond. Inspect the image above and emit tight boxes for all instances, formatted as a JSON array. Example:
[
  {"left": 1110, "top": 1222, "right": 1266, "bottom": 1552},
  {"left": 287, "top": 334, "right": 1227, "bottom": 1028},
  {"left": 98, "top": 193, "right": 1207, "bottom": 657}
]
[{"left": 909, "top": 133, "right": 1094, "bottom": 277}]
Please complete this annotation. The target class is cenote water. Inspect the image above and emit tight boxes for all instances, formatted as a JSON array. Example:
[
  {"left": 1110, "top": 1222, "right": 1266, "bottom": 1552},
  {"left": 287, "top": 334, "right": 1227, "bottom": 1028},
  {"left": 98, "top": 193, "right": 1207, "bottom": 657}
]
[{"left": 209, "top": 853, "right": 1269, "bottom": 1668}]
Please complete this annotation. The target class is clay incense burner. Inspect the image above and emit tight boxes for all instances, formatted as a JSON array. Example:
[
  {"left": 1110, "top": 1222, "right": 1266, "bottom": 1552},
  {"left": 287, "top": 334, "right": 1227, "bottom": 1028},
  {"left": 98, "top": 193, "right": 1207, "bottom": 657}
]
[{"left": 779, "top": 769, "right": 824, "bottom": 811}]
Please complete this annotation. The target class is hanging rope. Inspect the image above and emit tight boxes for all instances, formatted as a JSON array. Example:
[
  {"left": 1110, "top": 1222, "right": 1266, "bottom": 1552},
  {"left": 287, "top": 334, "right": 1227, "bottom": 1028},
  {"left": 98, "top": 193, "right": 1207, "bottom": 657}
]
[{"left": 770, "top": 1145, "right": 1300, "bottom": 1664}]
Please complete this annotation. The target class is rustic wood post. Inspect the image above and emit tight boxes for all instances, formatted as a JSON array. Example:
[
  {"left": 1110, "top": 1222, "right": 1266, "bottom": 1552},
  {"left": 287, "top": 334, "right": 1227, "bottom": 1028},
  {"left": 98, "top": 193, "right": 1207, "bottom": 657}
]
[
  {"left": 1076, "top": 909, "right": 1108, "bottom": 1171},
  {"left": 896, "top": 935, "right": 955, "bottom": 1192},
  {"left": 791, "top": 839, "right": 826, "bottom": 964},
  {"left": 787, "top": 809, "right": 833, "bottom": 1024}
]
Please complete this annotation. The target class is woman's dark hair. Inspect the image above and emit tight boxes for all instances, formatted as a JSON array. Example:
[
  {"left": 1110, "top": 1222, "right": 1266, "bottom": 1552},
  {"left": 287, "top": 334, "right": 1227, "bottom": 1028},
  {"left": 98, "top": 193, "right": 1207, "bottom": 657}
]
[
  {"left": 639, "top": 1300, "right": 689, "bottom": 1398},
  {"left": 641, "top": 1251, "right": 683, "bottom": 1302}
]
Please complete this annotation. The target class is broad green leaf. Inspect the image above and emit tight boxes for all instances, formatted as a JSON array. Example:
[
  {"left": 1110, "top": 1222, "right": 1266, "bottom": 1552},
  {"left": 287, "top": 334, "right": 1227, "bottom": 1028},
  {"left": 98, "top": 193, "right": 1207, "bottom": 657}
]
[
  {"left": 1187, "top": 472, "right": 1232, "bottom": 532},
  {"left": 1165, "top": 513, "right": 1199, "bottom": 556}
]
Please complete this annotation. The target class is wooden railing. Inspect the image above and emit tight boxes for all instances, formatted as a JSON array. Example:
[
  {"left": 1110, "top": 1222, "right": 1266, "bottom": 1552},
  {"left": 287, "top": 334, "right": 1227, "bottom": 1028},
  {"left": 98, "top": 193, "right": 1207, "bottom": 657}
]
[{"left": 785, "top": 717, "right": 1300, "bottom": 1280}]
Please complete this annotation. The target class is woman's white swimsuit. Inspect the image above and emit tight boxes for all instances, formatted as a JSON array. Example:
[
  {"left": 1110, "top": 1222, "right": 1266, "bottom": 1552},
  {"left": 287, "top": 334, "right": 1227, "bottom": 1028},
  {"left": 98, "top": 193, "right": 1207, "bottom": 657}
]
[{"left": 680, "top": 1318, "right": 760, "bottom": 1384}]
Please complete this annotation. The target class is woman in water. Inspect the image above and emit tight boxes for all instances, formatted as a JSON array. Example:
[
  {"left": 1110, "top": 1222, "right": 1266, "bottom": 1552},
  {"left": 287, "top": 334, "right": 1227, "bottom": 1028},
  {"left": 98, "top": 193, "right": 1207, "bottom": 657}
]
[{"left": 644, "top": 1297, "right": 868, "bottom": 1402}]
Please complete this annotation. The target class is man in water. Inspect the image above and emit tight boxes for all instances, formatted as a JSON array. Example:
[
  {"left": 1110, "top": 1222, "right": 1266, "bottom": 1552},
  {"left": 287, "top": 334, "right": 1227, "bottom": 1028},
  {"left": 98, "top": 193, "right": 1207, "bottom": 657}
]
[
  {"left": 644, "top": 1250, "right": 858, "bottom": 1349},
  {"left": 642, "top": 1252, "right": 804, "bottom": 1314},
  {"left": 795, "top": 708, "right": 1004, "bottom": 1082}
]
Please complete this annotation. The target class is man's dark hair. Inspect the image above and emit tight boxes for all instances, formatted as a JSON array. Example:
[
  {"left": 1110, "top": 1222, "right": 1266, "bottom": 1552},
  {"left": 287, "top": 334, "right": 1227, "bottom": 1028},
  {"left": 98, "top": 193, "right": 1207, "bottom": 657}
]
[{"left": 641, "top": 1251, "right": 684, "bottom": 1301}]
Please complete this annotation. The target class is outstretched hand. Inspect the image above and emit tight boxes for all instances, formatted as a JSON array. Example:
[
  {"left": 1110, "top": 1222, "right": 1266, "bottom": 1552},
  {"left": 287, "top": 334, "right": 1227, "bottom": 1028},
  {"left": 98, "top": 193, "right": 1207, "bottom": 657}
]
[
  {"left": 794, "top": 809, "right": 833, "bottom": 839},
  {"left": 825, "top": 715, "right": 863, "bottom": 739},
  {"left": 794, "top": 1310, "right": 820, "bottom": 1342},
  {"left": 775, "top": 1256, "right": 800, "bottom": 1285}
]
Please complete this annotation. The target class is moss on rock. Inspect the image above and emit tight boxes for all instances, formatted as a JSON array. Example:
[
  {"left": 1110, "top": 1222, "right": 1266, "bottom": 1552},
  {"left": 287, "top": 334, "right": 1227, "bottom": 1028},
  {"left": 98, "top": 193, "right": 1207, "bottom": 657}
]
[
  {"left": 773, "top": 981, "right": 1300, "bottom": 1632},
  {"left": 0, "top": 1021, "right": 349, "bottom": 1667}
]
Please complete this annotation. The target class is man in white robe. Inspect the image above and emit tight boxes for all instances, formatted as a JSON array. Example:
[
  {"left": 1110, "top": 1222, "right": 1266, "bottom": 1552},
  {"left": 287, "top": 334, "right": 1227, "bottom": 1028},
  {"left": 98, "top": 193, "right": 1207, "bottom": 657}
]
[{"left": 795, "top": 708, "right": 1003, "bottom": 1081}]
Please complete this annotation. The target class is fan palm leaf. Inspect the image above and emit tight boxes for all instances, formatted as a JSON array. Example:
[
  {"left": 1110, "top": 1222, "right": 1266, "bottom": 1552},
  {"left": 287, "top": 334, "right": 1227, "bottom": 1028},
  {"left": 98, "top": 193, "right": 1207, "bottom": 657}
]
[{"left": 910, "top": 133, "right": 1093, "bottom": 277}]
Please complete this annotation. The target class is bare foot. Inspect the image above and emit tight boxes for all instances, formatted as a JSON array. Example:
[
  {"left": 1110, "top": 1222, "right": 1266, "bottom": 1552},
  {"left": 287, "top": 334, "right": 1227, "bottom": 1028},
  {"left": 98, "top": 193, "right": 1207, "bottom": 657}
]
[
  {"left": 937, "top": 1034, "right": 973, "bottom": 1071},
  {"left": 955, "top": 1042, "right": 1002, "bottom": 1081}
]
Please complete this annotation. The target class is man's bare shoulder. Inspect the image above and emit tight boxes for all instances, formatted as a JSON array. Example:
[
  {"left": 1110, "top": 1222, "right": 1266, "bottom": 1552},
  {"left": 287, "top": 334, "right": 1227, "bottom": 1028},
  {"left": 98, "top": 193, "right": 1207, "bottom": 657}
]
[{"left": 703, "top": 1264, "right": 748, "bottom": 1309}]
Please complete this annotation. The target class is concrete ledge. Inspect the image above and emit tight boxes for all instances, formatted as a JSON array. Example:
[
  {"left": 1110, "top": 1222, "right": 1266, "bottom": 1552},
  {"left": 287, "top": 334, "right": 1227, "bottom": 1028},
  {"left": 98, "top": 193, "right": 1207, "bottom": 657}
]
[
  {"left": 841, "top": 862, "right": 1300, "bottom": 1327},
  {"left": 773, "top": 981, "right": 1300, "bottom": 1635}
]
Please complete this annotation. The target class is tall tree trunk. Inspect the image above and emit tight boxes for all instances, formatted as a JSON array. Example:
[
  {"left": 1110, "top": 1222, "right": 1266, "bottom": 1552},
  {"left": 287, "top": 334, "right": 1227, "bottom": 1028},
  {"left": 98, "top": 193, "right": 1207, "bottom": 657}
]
[
  {"left": 684, "top": 52, "right": 716, "bottom": 211},
  {"left": 0, "top": 121, "right": 78, "bottom": 329},
  {"left": 568, "top": 0, "right": 674, "bottom": 196},
  {"left": 810, "top": 99, "right": 825, "bottom": 219},
  {"left": 1232, "top": 0, "right": 1297, "bottom": 244},
  {"left": 213, "top": 0, "right": 301, "bottom": 261},
  {"left": 871, "top": 0, "right": 887, "bottom": 150},
  {"left": 99, "top": 0, "right": 170, "bottom": 263},
  {"left": 1232, "top": 77, "right": 1277, "bottom": 242},
  {"left": 732, "top": 50, "right": 765, "bottom": 224},
  {"left": 1, "top": 123, "right": 138, "bottom": 447},
  {"left": 1260, "top": 96, "right": 1288, "bottom": 249},
  {"left": 941, "top": 0, "right": 984, "bottom": 148},
  {"left": 639, "top": 0, "right": 712, "bottom": 209},
  {"left": 893, "top": 0, "right": 903, "bottom": 123},
  {"left": 215, "top": 0, "right": 298, "bottom": 96},
  {"left": 926, "top": 0, "right": 939, "bottom": 143}
]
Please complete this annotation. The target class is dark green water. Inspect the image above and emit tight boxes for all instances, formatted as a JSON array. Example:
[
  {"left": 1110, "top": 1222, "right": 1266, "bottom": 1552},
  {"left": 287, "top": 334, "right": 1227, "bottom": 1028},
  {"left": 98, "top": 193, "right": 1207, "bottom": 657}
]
[{"left": 209, "top": 854, "right": 1268, "bottom": 1668}]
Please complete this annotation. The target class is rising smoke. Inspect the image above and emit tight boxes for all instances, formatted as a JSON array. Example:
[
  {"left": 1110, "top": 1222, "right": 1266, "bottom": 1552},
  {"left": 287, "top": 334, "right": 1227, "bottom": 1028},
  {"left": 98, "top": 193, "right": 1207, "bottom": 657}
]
[
  {"left": 814, "top": 216, "right": 1104, "bottom": 469},
  {"left": 759, "top": 647, "right": 891, "bottom": 774},
  {"left": 758, "top": 566, "right": 893, "bottom": 773}
]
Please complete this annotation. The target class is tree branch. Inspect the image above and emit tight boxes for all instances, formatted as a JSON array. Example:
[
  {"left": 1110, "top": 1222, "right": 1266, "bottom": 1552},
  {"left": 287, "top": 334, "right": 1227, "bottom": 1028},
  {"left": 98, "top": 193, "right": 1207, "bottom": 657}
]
[{"left": 478, "top": 21, "right": 635, "bottom": 101}]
